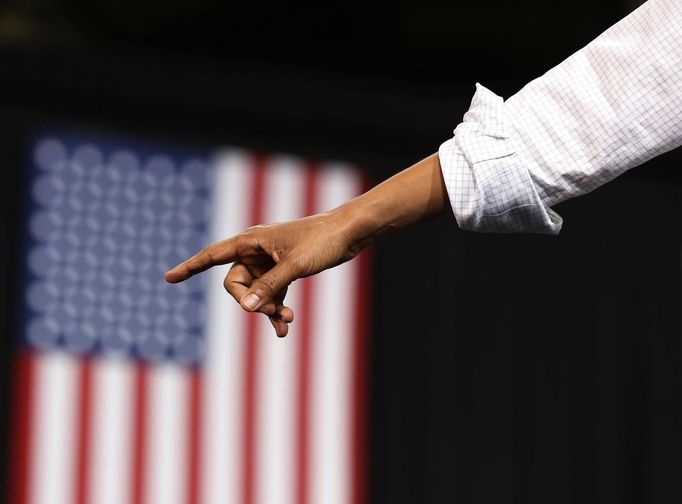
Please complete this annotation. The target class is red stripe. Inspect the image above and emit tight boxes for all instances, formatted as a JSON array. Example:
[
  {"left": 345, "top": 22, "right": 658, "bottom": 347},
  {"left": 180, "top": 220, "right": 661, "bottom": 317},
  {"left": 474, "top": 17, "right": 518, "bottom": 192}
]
[
  {"left": 131, "top": 364, "right": 149, "bottom": 504},
  {"left": 295, "top": 164, "right": 319, "bottom": 504},
  {"left": 351, "top": 174, "right": 372, "bottom": 504},
  {"left": 187, "top": 368, "right": 203, "bottom": 504},
  {"left": 242, "top": 159, "right": 266, "bottom": 504},
  {"left": 7, "top": 351, "right": 35, "bottom": 504},
  {"left": 75, "top": 357, "right": 94, "bottom": 504}
]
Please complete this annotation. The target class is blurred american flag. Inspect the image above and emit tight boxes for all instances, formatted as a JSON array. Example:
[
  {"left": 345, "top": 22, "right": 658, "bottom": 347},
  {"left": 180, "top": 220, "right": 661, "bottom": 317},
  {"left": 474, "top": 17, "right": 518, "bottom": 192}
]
[{"left": 8, "top": 135, "right": 370, "bottom": 504}]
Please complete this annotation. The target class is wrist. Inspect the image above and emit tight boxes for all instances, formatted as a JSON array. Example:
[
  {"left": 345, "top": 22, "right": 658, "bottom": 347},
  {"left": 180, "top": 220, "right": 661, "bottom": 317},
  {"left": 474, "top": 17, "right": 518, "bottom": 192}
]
[
  {"left": 330, "top": 194, "right": 394, "bottom": 250},
  {"left": 323, "top": 152, "right": 445, "bottom": 253}
]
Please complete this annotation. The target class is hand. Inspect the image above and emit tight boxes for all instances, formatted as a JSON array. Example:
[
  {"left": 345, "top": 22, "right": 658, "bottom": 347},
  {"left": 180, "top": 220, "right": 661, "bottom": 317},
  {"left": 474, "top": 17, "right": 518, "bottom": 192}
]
[
  {"left": 164, "top": 210, "right": 362, "bottom": 337},
  {"left": 165, "top": 153, "right": 446, "bottom": 337}
]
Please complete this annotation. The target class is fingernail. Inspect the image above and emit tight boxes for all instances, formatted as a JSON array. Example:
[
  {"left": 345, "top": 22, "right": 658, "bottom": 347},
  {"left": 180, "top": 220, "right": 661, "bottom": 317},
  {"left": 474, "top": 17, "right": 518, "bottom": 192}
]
[{"left": 242, "top": 293, "right": 260, "bottom": 310}]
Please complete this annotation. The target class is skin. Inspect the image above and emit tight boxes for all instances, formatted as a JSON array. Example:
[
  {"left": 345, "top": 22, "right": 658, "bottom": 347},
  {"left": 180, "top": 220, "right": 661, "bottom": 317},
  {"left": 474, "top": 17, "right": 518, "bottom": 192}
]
[{"left": 165, "top": 152, "right": 449, "bottom": 337}]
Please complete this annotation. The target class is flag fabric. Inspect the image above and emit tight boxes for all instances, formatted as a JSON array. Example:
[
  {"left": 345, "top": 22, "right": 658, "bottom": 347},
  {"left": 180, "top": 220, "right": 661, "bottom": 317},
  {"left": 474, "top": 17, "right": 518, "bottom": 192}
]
[{"left": 8, "top": 135, "right": 370, "bottom": 504}]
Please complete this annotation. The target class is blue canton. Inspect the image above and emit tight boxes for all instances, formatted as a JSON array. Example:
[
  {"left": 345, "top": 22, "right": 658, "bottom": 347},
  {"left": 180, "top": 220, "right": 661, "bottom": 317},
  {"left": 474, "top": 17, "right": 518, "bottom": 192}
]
[{"left": 23, "top": 136, "right": 210, "bottom": 365}]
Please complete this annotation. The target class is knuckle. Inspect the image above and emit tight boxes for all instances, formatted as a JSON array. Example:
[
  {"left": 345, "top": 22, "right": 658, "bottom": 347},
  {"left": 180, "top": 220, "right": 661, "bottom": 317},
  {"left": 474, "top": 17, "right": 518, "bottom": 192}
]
[
  {"left": 256, "top": 274, "right": 278, "bottom": 296},
  {"left": 205, "top": 249, "right": 216, "bottom": 265},
  {"left": 288, "top": 255, "right": 307, "bottom": 277},
  {"left": 241, "top": 226, "right": 271, "bottom": 252},
  {"left": 243, "top": 224, "right": 265, "bottom": 236},
  {"left": 222, "top": 278, "right": 240, "bottom": 302},
  {"left": 196, "top": 244, "right": 216, "bottom": 265},
  {"left": 289, "top": 253, "right": 303, "bottom": 268}
]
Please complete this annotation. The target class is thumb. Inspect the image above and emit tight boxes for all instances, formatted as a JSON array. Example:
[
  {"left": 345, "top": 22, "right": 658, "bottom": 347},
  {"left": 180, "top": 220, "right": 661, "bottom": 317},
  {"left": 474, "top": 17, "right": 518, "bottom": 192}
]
[{"left": 240, "top": 260, "right": 298, "bottom": 312}]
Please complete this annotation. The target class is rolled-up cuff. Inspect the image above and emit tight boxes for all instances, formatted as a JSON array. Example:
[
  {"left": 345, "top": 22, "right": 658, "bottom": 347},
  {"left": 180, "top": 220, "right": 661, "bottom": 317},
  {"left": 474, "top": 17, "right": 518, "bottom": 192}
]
[{"left": 438, "top": 83, "right": 562, "bottom": 235}]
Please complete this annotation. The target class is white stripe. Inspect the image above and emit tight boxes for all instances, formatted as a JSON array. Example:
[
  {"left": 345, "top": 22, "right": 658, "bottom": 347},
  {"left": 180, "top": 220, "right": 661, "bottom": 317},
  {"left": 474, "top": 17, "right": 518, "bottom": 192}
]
[
  {"left": 145, "top": 363, "right": 189, "bottom": 504},
  {"left": 88, "top": 357, "right": 134, "bottom": 504},
  {"left": 255, "top": 158, "right": 306, "bottom": 504},
  {"left": 202, "top": 151, "right": 251, "bottom": 504},
  {"left": 309, "top": 165, "right": 360, "bottom": 504},
  {"left": 30, "top": 352, "right": 79, "bottom": 504}
]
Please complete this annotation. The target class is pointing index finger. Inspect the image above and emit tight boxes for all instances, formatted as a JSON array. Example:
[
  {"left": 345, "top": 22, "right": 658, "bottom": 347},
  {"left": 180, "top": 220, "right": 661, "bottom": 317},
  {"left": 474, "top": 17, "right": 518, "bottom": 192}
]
[{"left": 164, "top": 237, "right": 241, "bottom": 283}]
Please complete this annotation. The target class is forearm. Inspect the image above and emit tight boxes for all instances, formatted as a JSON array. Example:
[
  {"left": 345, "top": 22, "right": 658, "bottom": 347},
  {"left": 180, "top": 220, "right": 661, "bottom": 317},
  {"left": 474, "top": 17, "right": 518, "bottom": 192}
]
[{"left": 331, "top": 153, "right": 448, "bottom": 247}]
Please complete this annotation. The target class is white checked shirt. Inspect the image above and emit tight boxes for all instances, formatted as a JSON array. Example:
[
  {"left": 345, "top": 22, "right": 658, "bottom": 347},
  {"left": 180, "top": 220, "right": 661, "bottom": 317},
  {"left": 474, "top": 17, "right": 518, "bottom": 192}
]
[{"left": 438, "top": 0, "right": 682, "bottom": 234}]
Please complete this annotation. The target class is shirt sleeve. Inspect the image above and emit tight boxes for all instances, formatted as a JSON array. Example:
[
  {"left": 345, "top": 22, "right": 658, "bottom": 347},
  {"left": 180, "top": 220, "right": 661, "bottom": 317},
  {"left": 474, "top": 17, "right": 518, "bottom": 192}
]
[{"left": 438, "top": 0, "right": 682, "bottom": 235}]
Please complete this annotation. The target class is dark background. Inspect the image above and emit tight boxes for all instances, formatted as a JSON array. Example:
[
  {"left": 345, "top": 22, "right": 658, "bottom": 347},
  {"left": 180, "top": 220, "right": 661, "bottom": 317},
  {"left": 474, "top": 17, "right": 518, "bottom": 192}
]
[{"left": 1, "top": 0, "right": 680, "bottom": 502}]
